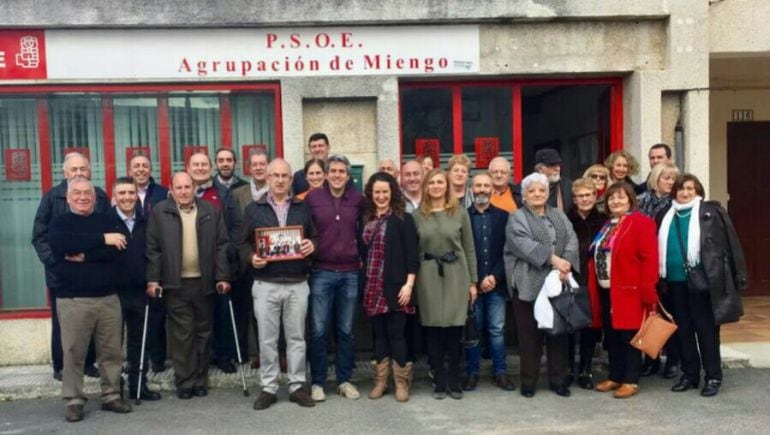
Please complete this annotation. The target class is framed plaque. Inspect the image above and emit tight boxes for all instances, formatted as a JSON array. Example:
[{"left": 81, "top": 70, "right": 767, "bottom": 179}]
[
  {"left": 474, "top": 137, "right": 500, "bottom": 169},
  {"left": 255, "top": 225, "right": 305, "bottom": 262}
]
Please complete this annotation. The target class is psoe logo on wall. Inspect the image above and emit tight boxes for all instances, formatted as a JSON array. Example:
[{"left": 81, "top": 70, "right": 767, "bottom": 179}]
[{"left": 0, "top": 30, "right": 47, "bottom": 80}]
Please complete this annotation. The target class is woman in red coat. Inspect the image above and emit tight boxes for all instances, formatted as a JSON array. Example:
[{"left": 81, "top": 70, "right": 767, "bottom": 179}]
[{"left": 587, "top": 182, "right": 659, "bottom": 399}]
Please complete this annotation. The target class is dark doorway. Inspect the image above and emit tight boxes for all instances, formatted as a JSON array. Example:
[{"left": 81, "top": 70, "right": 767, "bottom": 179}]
[{"left": 727, "top": 121, "right": 770, "bottom": 296}]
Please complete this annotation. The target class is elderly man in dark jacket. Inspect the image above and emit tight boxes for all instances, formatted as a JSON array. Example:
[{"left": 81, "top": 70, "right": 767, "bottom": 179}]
[
  {"left": 32, "top": 152, "right": 109, "bottom": 381},
  {"left": 146, "top": 172, "right": 231, "bottom": 399},
  {"left": 48, "top": 177, "right": 132, "bottom": 422},
  {"left": 238, "top": 158, "right": 318, "bottom": 410}
]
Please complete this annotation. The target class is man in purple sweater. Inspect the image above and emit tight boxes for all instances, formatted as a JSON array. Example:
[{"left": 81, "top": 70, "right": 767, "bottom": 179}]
[{"left": 304, "top": 154, "right": 364, "bottom": 401}]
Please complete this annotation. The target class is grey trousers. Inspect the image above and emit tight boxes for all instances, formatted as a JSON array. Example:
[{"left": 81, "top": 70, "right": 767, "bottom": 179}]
[
  {"left": 165, "top": 278, "right": 215, "bottom": 391},
  {"left": 57, "top": 294, "right": 123, "bottom": 406},
  {"left": 252, "top": 279, "right": 309, "bottom": 395}
]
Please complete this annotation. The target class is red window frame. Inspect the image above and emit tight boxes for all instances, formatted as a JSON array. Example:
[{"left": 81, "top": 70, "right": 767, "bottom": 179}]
[
  {"left": 399, "top": 77, "right": 623, "bottom": 182},
  {"left": 0, "top": 82, "right": 282, "bottom": 319}
]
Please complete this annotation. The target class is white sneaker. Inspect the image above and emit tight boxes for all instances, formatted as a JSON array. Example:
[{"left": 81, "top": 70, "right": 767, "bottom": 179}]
[
  {"left": 311, "top": 384, "right": 326, "bottom": 402},
  {"left": 336, "top": 382, "right": 360, "bottom": 400}
]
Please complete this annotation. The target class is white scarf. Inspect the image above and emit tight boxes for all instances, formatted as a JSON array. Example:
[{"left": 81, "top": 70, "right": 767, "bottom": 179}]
[{"left": 658, "top": 196, "right": 702, "bottom": 278}]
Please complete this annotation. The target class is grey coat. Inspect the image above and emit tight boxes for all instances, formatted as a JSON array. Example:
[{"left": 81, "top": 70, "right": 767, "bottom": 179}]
[{"left": 503, "top": 205, "right": 579, "bottom": 302}]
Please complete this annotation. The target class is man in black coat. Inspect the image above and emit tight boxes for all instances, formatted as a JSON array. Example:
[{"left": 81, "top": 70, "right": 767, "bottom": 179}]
[
  {"left": 534, "top": 148, "right": 573, "bottom": 211},
  {"left": 31, "top": 152, "right": 109, "bottom": 381},
  {"left": 109, "top": 176, "right": 161, "bottom": 401},
  {"left": 128, "top": 154, "right": 169, "bottom": 373}
]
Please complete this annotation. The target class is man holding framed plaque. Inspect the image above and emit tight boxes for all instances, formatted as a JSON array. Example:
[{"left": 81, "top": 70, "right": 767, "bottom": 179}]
[{"left": 238, "top": 158, "right": 318, "bottom": 410}]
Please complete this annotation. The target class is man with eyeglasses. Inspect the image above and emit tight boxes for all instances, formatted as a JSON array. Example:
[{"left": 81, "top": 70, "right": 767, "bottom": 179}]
[{"left": 487, "top": 156, "right": 521, "bottom": 213}]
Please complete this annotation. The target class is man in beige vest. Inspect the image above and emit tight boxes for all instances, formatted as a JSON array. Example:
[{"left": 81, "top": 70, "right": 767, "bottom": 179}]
[{"left": 146, "top": 172, "right": 231, "bottom": 399}]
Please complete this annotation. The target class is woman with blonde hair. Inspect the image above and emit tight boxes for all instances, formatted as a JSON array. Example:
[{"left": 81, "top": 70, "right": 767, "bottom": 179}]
[
  {"left": 413, "top": 169, "right": 477, "bottom": 400},
  {"left": 446, "top": 154, "right": 474, "bottom": 208},
  {"left": 637, "top": 162, "right": 679, "bottom": 219},
  {"left": 582, "top": 164, "right": 611, "bottom": 213},
  {"left": 604, "top": 150, "right": 644, "bottom": 194}
]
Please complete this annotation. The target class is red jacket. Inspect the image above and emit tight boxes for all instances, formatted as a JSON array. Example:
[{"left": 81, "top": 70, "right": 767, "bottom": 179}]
[{"left": 588, "top": 211, "right": 659, "bottom": 330}]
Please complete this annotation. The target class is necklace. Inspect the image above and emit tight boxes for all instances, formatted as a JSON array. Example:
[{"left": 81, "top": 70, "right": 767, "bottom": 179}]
[{"left": 675, "top": 209, "right": 692, "bottom": 218}]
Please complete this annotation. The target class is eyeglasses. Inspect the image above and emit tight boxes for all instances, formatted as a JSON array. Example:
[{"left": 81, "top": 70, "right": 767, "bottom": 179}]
[{"left": 589, "top": 174, "right": 607, "bottom": 180}]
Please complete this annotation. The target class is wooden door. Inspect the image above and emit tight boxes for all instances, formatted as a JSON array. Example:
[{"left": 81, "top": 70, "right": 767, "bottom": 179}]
[{"left": 727, "top": 122, "right": 770, "bottom": 296}]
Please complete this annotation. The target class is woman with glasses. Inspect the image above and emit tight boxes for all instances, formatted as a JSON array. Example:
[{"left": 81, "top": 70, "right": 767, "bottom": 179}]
[{"left": 582, "top": 164, "right": 611, "bottom": 214}]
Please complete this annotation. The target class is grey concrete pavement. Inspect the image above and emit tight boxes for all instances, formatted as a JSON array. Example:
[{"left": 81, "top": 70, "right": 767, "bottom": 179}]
[{"left": 1, "top": 368, "right": 769, "bottom": 434}]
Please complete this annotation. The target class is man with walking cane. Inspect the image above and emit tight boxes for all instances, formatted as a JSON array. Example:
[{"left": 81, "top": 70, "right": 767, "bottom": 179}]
[
  {"left": 238, "top": 159, "right": 317, "bottom": 410},
  {"left": 146, "top": 172, "right": 231, "bottom": 399},
  {"left": 109, "top": 176, "right": 161, "bottom": 402}
]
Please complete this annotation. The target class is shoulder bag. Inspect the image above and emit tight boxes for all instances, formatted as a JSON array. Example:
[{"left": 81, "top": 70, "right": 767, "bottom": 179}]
[{"left": 630, "top": 302, "right": 678, "bottom": 359}]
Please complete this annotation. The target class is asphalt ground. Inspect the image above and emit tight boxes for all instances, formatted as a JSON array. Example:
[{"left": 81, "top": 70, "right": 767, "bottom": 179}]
[{"left": 2, "top": 367, "right": 769, "bottom": 435}]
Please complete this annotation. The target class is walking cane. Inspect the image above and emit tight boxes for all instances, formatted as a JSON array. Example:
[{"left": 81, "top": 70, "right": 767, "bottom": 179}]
[
  {"left": 136, "top": 287, "right": 160, "bottom": 405},
  {"left": 219, "top": 283, "right": 250, "bottom": 397}
]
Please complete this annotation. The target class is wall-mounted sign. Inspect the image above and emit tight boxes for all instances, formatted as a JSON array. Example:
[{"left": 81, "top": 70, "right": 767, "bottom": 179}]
[
  {"left": 0, "top": 30, "right": 47, "bottom": 80},
  {"left": 415, "top": 138, "right": 441, "bottom": 169},
  {"left": 474, "top": 137, "right": 500, "bottom": 169},
  {"left": 0, "top": 26, "right": 479, "bottom": 81},
  {"left": 4, "top": 148, "right": 31, "bottom": 181},
  {"left": 731, "top": 109, "right": 754, "bottom": 122}
]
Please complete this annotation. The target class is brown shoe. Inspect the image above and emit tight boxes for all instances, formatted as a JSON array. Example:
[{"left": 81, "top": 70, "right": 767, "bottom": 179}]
[
  {"left": 65, "top": 404, "right": 84, "bottom": 422},
  {"left": 289, "top": 388, "right": 316, "bottom": 407},
  {"left": 100, "top": 398, "right": 133, "bottom": 413},
  {"left": 595, "top": 380, "right": 621, "bottom": 392},
  {"left": 392, "top": 361, "right": 412, "bottom": 402},
  {"left": 613, "top": 383, "right": 640, "bottom": 399},
  {"left": 369, "top": 357, "right": 390, "bottom": 400}
]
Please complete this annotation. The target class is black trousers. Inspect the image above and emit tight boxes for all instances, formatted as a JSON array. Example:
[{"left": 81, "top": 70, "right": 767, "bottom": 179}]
[
  {"left": 599, "top": 289, "right": 642, "bottom": 384},
  {"left": 119, "top": 291, "right": 149, "bottom": 389},
  {"left": 511, "top": 294, "right": 569, "bottom": 388},
  {"left": 426, "top": 326, "right": 462, "bottom": 390},
  {"left": 568, "top": 327, "right": 600, "bottom": 373},
  {"left": 668, "top": 281, "right": 722, "bottom": 382},
  {"left": 371, "top": 311, "right": 409, "bottom": 366},
  {"left": 49, "top": 287, "right": 95, "bottom": 372}
]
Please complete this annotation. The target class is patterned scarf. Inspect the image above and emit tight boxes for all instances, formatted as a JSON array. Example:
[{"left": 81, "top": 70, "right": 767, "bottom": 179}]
[
  {"left": 588, "top": 212, "right": 629, "bottom": 256},
  {"left": 363, "top": 211, "right": 390, "bottom": 317}
]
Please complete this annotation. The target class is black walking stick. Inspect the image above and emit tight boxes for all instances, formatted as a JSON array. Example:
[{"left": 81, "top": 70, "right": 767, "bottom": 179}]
[
  {"left": 136, "top": 287, "right": 161, "bottom": 405},
  {"left": 219, "top": 283, "right": 249, "bottom": 397}
]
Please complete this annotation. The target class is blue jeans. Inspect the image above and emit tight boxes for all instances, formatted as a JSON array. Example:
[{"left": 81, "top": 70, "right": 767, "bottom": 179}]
[
  {"left": 465, "top": 291, "right": 507, "bottom": 376},
  {"left": 309, "top": 269, "right": 359, "bottom": 386}
]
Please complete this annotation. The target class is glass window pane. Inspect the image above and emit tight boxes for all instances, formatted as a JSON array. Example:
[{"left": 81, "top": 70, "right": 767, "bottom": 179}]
[
  {"left": 400, "top": 87, "right": 453, "bottom": 167},
  {"left": 168, "top": 95, "right": 221, "bottom": 173},
  {"left": 461, "top": 86, "right": 513, "bottom": 170},
  {"left": 232, "top": 93, "right": 276, "bottom": 178},
  {"left": 521, "top": 85, "right": 611, "bottom": 180},
  {"left": 113, "top": 97, "right": 160, "bottom": 178},
  {"left": 48, "top": 96, "right": 105, "bottom": 188},
  {"left": 0, "top": 98, "right": 47, "bottom": 309}
]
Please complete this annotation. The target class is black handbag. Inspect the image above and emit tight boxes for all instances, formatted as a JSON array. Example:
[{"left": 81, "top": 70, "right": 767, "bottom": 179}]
[
  {"left": 463, "top": 304, "right": 479, "bottom": 348},
  {"left": 674, "top": 217, "right": 709, "bottom": 292},
  {"left": 546, "top": 283, "right": 592, "bottom": 336}
]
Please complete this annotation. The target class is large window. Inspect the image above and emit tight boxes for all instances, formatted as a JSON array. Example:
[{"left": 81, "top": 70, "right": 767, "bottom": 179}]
[
  {"left": 400, "top": 79, "right": 621, "bottom": 181},
  {"left": 0, "top": 84, "right": 281, "bottom": 312}
]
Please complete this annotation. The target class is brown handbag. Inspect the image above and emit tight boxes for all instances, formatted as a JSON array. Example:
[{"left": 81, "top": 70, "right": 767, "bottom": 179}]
[{"left": 630, "top": 302, "right": 678, "bottom": 359}]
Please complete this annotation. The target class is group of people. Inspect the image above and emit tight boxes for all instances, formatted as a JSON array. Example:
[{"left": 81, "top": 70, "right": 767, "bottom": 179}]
[{"left": 32, "top": 133, "right": 748, "bottom": 423}]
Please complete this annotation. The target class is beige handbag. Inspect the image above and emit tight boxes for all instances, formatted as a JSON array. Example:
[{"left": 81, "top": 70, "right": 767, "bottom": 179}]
[{"left": 630, "top": 302, "right": 678, "bottom": 359}]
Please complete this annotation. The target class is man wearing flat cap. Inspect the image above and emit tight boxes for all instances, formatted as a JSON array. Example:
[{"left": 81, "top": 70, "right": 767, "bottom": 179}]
[{"left": 534, "top": 148, "right": 572, "bottom": 211}]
